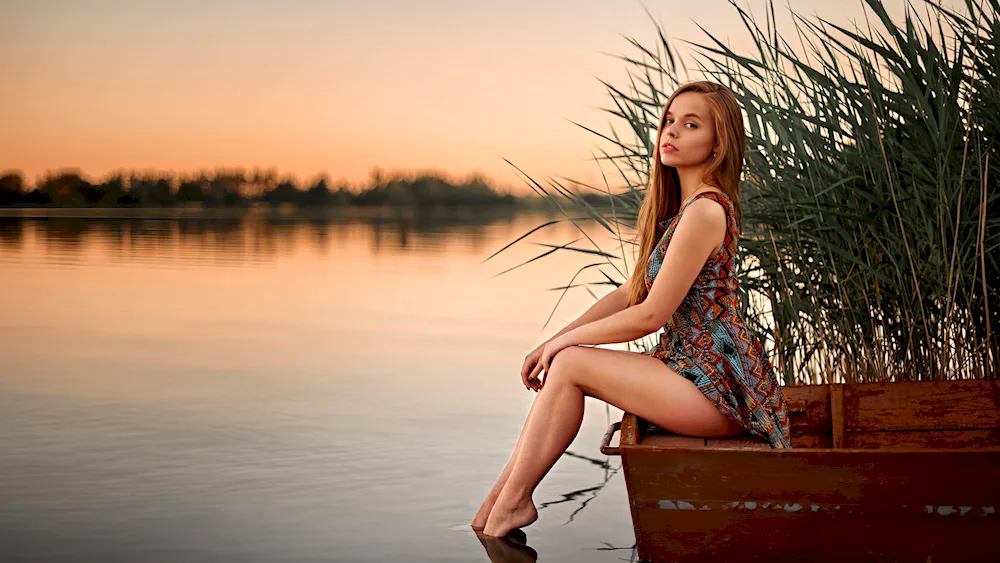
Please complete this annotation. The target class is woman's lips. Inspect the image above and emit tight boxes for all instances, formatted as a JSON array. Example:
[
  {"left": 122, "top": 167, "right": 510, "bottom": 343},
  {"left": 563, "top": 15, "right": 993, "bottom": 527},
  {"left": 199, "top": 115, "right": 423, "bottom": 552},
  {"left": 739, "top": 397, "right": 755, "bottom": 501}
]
[{"left": 661, "top": 143, "right": 677, "bottom": 152}]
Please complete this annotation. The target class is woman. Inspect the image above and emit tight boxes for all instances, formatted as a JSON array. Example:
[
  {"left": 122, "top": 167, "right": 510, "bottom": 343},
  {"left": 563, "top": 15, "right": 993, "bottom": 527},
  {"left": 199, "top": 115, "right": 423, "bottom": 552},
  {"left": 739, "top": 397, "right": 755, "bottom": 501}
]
[{"left": 473, "top": 80, "right": 791, "bottom": 539}]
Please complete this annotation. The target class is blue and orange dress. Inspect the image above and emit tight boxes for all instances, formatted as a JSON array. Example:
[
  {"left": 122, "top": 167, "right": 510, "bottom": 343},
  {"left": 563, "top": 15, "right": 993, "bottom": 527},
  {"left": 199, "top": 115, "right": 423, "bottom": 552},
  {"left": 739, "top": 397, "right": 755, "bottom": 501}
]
[{"left": 642, "top": 190, "right": 791, "bottom": 448}]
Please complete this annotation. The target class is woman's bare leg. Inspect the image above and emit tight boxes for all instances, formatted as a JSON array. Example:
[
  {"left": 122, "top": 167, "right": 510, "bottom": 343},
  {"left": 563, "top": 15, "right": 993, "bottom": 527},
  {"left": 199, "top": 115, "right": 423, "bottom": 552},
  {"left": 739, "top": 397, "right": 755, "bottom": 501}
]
[
  {"left": 471, "top": 399, "right": 539, "bottom": 530},
  {"left": 482, "top": 346, "right": 744, "bottom": 537}
]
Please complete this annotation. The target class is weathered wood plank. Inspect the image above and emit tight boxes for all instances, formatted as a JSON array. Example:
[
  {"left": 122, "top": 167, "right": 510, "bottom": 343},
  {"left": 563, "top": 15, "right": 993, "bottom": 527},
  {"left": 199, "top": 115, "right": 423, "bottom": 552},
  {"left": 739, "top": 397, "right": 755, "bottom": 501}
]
[
  {"left": 621, "top": 413, "right": 640, "bottom": 447},
  {"left": 704, "top": 436, "right": 770, "bottom": 450},
  {"left": 619, "top": 413, "right": 643, "bottom": 563},
  {"left": 630, "top": 505, "right": 1000, "bottom": 562},
  {"left": 790, "top": 432, "right": 832, "bottom": 449},
  {"left": 784, "top": 384, "right": 832, "bottom": 433},
  {"left": 621, "top": 446, "right": 1000, "bottom": 505},
  {"left": 845, "top": 428, "right": 1000, "bottom": 450},
  {"left": 845, "top": 380, "right": 1000, "bottom": 432},
  {"left": 831, "top": 383, "right": 846, "bottom": 449},
  {"left": 640, "top": 434, "right": 771, "bottom": 450},
  {"left": 642, "top": 434, "right": 706, "bottom": 448},
  {"left": 783, "top": 384, "right": 829, "bottom": 412}
]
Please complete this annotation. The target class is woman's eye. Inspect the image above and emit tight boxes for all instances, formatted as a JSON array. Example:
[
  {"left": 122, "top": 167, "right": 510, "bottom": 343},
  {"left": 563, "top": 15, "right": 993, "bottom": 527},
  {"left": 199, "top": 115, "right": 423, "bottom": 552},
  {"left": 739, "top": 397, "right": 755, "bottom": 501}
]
[{"left": 664, "top": 118, "right": 696, "bottom": 128}]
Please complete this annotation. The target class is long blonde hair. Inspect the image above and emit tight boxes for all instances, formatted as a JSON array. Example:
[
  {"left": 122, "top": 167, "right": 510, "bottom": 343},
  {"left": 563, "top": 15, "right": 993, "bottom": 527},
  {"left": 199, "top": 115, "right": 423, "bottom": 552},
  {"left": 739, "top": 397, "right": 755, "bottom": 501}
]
[{"left": 625, "top": 80, "right": 747, "bottom": 307}]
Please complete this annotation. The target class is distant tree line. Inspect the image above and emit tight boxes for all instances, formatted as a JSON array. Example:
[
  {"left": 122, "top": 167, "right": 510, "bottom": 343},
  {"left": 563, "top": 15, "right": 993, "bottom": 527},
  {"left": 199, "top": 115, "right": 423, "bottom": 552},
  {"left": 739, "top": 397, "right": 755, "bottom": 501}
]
[{"left": 0, "top": 168, "right": 531, "bottom": 208}]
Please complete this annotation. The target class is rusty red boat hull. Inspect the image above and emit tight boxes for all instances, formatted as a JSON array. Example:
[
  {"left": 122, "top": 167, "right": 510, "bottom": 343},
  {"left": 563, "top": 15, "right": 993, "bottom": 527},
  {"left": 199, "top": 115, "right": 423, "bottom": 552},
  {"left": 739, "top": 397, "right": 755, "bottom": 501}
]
[{"left": 602, "top": 380, "right": 1000, "bottom": 562}]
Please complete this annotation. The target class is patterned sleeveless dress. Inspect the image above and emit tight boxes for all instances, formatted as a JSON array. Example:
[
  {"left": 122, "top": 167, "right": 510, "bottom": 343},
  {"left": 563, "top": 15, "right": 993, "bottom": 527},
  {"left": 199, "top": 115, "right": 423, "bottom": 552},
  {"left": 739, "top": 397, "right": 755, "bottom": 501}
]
[{"left": 642, "top": 190, "right": 791, "bottom": 448}]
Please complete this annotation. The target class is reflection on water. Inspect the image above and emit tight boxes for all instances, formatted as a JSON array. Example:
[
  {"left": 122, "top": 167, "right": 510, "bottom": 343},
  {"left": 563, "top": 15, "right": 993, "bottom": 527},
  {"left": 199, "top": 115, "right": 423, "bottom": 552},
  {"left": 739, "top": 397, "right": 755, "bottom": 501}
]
[
  {"left": 0, "top": 207, "right": 522, "bottom": 268},
  {"left": 476, "top": 529, "right": 538, "bottom": 563},
  {"left": 0, "top": 208, "right": 638, "bottom": 563}
]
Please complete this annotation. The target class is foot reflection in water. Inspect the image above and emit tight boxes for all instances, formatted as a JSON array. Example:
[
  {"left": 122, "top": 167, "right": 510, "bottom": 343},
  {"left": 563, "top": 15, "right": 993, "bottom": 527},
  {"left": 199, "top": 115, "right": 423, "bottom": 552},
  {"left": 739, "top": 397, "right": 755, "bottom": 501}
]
[{"left": 474, "top": 529, "right": 538, "bottom": 563}]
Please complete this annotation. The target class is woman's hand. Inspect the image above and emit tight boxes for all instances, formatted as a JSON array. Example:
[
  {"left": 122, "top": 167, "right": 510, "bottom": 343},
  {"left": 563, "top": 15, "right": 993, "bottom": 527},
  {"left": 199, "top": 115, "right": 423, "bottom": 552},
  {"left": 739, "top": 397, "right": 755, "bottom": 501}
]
[
  {"left": 520, "top": 342, "right": 546, "bottom": 391},
  {"left": 523, "top": 334, "right": 574, "bottom": 392}
]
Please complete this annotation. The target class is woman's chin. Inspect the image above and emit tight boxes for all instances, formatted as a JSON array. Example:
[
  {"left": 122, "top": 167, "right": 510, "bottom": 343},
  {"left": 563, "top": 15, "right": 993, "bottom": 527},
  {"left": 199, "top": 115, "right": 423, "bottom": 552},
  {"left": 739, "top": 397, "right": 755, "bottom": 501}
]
[{"left": 660, "top": 155, "right": 706, "bottom": 168}]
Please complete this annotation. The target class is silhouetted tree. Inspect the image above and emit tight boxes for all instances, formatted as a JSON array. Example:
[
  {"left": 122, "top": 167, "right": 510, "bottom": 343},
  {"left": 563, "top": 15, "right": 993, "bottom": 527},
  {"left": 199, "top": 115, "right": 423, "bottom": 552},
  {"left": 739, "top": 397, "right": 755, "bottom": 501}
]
[
  {"left": 2, "top": 168, "right": 519, "bottom": 208},
  {"left": 246, "top": 167, "right": 278, "bottom": 199},
  {"left": 128, "top": 175, "right": 173, "bottom": 206},
  {"left": 23, "top": 189, "right": 52, "bottom": 205},
  {"left": 78, "top": 183, "right": 105, "bottom": 204},
  {"left": 204, "top": 173, "right": 245, "bottom": 207},
  {"left": 176, "top": 179, "right": 206, "bottom": 203},
  {"left": 0, "top": 172, "right": 24, "bottom": 206},
  {"left": 331, "top": 186, "right": 352, "bottom": 206},
  {"left": 39, "top": 172, "right": 98, "bottom": 205},
  {"left": 261, "top": 179, "right": 300, "bottom": 205},
  {"left": 97, "top": 176, "right": 126, "bottom": 205},
  {"left": 116, "top": 192, "right": 139, "bottom": 205},
  {"left": 302, "top": 177, "right": 332, "bottom": 206}
]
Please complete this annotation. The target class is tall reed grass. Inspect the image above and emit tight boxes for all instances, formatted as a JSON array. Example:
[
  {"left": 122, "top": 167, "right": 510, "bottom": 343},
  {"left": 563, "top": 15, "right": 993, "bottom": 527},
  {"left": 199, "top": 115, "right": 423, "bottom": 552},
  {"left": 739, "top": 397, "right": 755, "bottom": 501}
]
[{"left": 498, "top": 0, "right": 998, "bottom": 384}]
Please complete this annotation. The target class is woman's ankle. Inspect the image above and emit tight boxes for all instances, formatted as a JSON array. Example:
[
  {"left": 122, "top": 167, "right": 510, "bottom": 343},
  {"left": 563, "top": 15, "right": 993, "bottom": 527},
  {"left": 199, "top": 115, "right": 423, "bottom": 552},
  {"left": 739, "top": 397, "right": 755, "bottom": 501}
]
[{"left": 495, "top": 486, "right": 533, "bottom": 509}]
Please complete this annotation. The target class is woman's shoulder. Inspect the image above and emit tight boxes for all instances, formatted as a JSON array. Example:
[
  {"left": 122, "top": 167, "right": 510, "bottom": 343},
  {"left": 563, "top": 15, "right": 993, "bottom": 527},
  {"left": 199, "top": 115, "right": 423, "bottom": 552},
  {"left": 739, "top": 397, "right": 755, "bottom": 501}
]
[
  {"left": 658, "top": 189, "right": 734, "bottom": 232},
  {"left": 688, "top": 189, "right": 735, "bottom": 219},
  {"left": 680, "top": 195, "right": 728, "bottom": 229}
]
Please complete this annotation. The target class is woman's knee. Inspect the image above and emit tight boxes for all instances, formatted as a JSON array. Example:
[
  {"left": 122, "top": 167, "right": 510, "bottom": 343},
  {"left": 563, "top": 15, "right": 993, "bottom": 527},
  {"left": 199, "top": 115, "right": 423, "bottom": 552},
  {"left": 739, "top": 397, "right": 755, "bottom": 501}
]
[{"left": 546, "top": 346, "right": 588, "bottom": 385}]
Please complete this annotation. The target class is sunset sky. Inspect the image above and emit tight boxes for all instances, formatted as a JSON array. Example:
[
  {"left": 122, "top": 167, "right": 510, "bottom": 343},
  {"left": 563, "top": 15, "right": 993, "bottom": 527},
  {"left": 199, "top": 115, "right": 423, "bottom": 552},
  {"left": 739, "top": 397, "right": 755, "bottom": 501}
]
[{"left": 1, "top": 0, "right": 946, "bottom": 192}]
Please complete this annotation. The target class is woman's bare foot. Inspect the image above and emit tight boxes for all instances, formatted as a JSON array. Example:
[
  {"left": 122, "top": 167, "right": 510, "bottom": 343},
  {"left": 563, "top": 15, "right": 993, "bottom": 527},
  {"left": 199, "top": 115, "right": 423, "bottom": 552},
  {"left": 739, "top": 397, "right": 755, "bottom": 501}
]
[
  {"left": 482, "top": 495, "right": 538, "bottom": 538},
  {"left": 471, "top": 495, "right": 498, "bottom": 531}
]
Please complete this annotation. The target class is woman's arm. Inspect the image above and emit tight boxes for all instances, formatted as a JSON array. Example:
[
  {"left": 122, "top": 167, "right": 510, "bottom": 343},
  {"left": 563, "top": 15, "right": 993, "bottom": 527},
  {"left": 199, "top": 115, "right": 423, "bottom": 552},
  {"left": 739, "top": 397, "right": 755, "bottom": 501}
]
[
  {"left": 548, "top": 279, "right": 632, "bottom": 341},
  {"left": 525, "top": 199, "right": 728, "bottom": 388},
  {"left": 554, "top": 199, "right": 727, "bottom": 348},
  {"left": 521, "top": 279, "right": 632, "bottom": 390}
]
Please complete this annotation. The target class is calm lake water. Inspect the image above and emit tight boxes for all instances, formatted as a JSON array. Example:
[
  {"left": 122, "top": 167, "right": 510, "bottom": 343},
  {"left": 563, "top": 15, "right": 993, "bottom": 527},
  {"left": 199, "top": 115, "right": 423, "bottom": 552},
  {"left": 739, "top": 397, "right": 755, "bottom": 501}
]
[{"left": 0, "top": 208, "right": 639, "bottom": 563}]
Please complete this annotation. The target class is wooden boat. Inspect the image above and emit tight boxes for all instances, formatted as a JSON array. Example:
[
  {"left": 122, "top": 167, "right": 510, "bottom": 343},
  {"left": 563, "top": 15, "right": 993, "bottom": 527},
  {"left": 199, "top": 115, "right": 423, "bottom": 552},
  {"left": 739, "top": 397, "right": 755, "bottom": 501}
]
[{"left": 600, "top": 379, "right": 1000, "bottom": 562}]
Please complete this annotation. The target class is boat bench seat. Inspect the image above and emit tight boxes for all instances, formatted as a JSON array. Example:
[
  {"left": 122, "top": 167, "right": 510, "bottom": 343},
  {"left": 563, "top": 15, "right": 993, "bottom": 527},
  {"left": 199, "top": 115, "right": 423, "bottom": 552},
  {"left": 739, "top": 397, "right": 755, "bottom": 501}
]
[
  {"left": 638, "top": 380, "right": 1000, "bottom": 450},
  {"left": 642, "top": 434, "right": 771, "bottom": 450}
]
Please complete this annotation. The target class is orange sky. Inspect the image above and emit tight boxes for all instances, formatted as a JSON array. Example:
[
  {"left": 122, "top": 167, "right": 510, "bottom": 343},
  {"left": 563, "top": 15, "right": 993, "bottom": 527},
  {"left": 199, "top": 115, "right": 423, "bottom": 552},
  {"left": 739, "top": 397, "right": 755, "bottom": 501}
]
[{"left": 0, "top": 1, "right": 949, "bottom": 192}]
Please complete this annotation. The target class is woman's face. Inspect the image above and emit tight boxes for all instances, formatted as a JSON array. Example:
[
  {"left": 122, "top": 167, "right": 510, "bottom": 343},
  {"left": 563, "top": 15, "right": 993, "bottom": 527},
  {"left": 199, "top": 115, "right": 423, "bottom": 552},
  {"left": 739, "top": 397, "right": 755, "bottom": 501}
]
[{"left": 658, "top": 91, "right": 718, "bottom": 168}]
